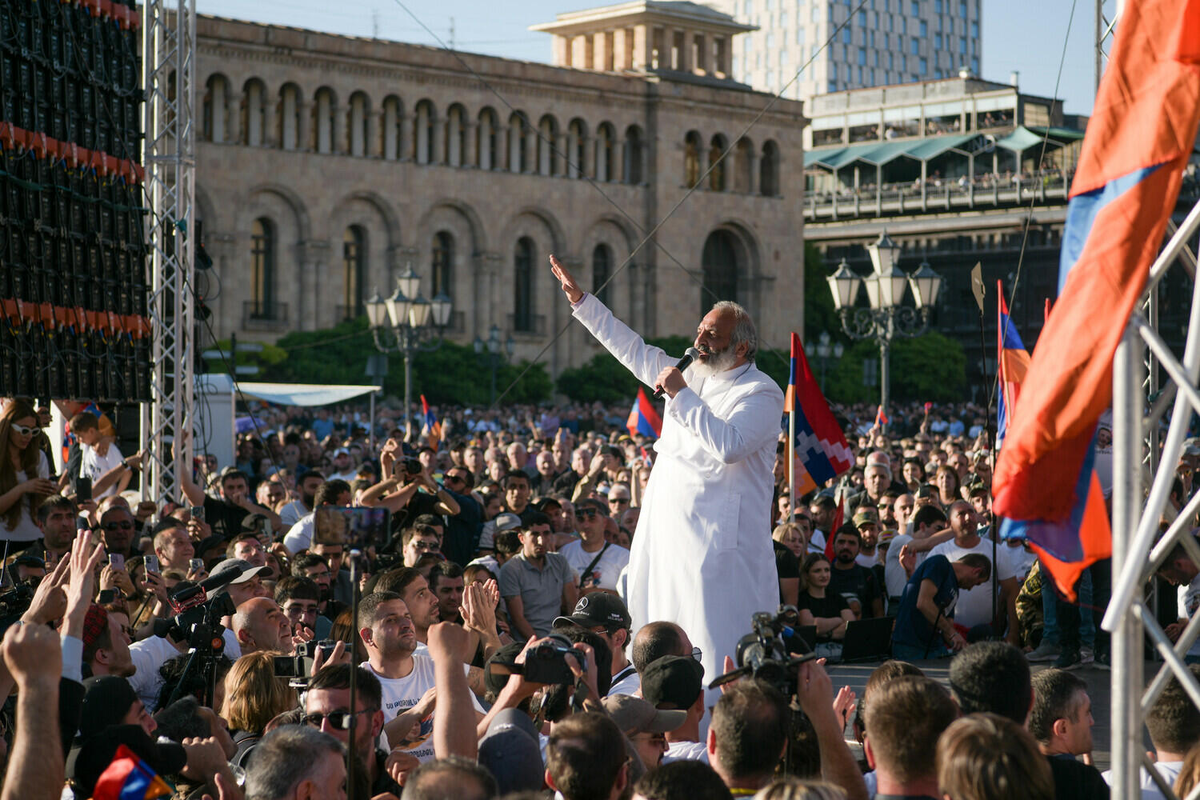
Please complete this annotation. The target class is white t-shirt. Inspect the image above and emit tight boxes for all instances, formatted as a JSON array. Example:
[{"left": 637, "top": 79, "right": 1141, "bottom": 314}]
[
  {"left": 884, "top": 533, "right": 924, "bottom": 598},
  {"left": 609, "top": 665, "right": 640, "bottom": 697},
  {"left": 1102, "top": 760, "right": 1183, "bottom": 799},
  {"left": 362, "top": 656, "right": 484, "bottom": 763},
  {"left": 130, "top": 628, "right": 240, "bottom": 712},
  {"left": 1, "top": 451, "right": 50, "bottom": 542},
  {"left": 1006, "top": 542, "right": 1038, "bottom": 582},
  {"left": 1179, "top": 574, "right": 1200, "bottom": 657},
  {"left": 558, "top": 541, "right": 630, "bottom": 591},
  {"left": 662, "top": 740, "right": 709, "bottom": 765},
  {"left": 808, "top": 530, "right": 828, "bottom": 554},
  {"left": 283, "top": 513, "right": 315, "bottom": 554},
  {"left": 928, "top": 536, "right": 1015, "bottom": 628},
  {"left": 81, "top": 442, "right": 124, "bottom": 500},
  {"left": 855, "top": 550, "right": 880, "bottom": 568},
  {"left": 279, "top": 500, "right": 309, "bottom": 528}
]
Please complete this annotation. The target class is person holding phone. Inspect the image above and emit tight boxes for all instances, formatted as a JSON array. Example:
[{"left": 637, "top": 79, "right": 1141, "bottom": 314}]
[{"left": 0, "top": 399, "right": 57, "bottom": 545}]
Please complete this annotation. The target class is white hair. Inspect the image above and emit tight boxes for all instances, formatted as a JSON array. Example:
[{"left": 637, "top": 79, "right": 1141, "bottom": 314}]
[{"left": 711, "top": 301, "right": 758, "bottom": 362}]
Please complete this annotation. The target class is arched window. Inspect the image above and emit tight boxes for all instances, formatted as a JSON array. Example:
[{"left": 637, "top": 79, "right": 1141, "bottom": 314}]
[
  {"left": 760, "top": 140, "right": 781, "bottom": 197},
  {"left": 733, "top": 138, "right": 753, "bottom": 193},
  {"left": 278, "top": 83, "right": 301, "bottom": 151},
  {"left": 250, "top": 217, "right": 276, "bottom": 318},
  {"left": 432, "top": 231, "right": 454, "bottom": 301},
  {"left": 382, "top": 96, "right": 402, "bottom": 160},
  {"left": 592, "top": 244, "right": 612, "bottom": 306},
  {"left": 342, "top": 226, "right": 366, "bottom": 320},
  {"left": 708, "top": 135, "right": 727, "bottom": 191},
  {"left": 538, "top": 115, "right": 559, "bottom": 176},
  {"left": 348, "top": 92, "right": 370, "bottom": 157},
  {"left": 595, "top": 123, "right": 615, "bottom": 182},
  {"left": 314, "top": 87, "right": 336, "bottom": 154},
  {"left": 567, "top": 119, "right": 587, "bottom": 179},
  {"left": 413, "top": 100, "right": 435, "bottom": 164},
  {"left": 701, "top": 230, "right": 739, "bottom": 315},
  {"left": 508, "top": 112, "right": 529, "bottom": 173},
  {"left": 478, "top": 108, "right": 499, "bottom": 170},
  {"left": 624, "top": 125, "right": 644, "bottom": 184},
  {"left": 514, "top": 237, "right": 535, "bottom": 332},
  {"left": 203, "top": 75, "right": 229, "bottom": 143},
  {"left": 684, "top": 131, "right": 702, "bottom": 188},
  {"left": 243, "top": 79, "right": 266, "bottom": 146},
  {"left": 446, "top": 105, "right": 466, "bottom": 167}
]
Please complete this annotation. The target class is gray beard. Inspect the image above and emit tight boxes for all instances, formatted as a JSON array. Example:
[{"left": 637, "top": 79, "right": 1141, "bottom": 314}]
[{"left": 690, "top": 345, "right": 739, "bottom": 378}]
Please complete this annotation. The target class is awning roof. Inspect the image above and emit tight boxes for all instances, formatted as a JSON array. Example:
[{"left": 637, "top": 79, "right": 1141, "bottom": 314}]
[
  {"left": 808, "top": 125, "right": 1086, "bottom": 170},
  {"left": 235, "top": 382, "right": 381, "bottom": 407}
]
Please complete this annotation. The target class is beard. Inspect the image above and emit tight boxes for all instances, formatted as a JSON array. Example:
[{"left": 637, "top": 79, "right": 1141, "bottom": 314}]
[{"left": 691, "top": 343, "right": 739, "bottom": 378}]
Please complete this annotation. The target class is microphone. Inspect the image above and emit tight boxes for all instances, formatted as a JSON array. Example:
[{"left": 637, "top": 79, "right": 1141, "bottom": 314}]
[
  {"left": 654, "top": 347, "right": 701, "bottom": 399},
  {"left": 169, "top": 563, "right": 247, "bottom": 611}
]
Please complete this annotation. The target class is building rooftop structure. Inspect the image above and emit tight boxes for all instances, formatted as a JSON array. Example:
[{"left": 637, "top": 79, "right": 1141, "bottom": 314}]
[{"left": 530, "top": 0, "right": 756, "bottom": 81}]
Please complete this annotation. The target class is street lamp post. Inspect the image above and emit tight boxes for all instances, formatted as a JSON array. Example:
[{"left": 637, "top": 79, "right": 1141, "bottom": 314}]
[
  {"left": 473, "top": 324, "right": 515, "bottom": 404},
  {"left": 364, "top": 263, "right": 454, "bottom": 431},
  {"left": 826, "top": 231, "right": 943, "bottom": 425},
  {"left": 814, "top": 331, "right": 844, "bottom": 392}
]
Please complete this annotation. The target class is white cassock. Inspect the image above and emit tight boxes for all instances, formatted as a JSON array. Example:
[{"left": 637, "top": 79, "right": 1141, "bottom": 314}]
[{"left": 572, "top": 294, "right": 783, "bottom": 701}]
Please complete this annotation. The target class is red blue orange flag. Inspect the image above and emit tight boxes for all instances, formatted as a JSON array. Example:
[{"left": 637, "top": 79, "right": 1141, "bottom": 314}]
[
  {"left": 996, "top": 281, "right": 1031, "bottom": 449},
  {"left": 874, "top": 405, "right": 888, "bottom": 429},
  {"left": 994, "top": 0, "right": 1200, "bottom": 599},
  {"left": 92, "top": 744, "right": 173, "bottom": 800},
  {"left": 785, "top": 332, "right": 852, "bottom": 498},
  {"left": 420, "top": 395, "right": 441, "bottom": 451},
  {"left": 626, "top": 386, "right": 663, "bottom": 438}
]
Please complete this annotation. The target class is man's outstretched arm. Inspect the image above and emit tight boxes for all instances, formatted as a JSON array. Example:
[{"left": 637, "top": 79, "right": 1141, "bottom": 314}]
[{"left": 551, "top": 254, "right": 673, "bottom": 388}]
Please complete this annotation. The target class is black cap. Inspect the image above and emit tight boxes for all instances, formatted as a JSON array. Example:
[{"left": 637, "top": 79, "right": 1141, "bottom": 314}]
[
  {"left": 70, "top": 724, "right": 187, "bottom": 799},
  {"left": 79, "top": 676, "right": 140, "bottom": 740},
  {"left": 483, "top": 641, "right": 527, "bottom": 696},
  {"left": 553, "top": 591, "right": 632, "bottom": 632},
  {"left": 640, "top": 655, "right": 705, "bottom": 710}
]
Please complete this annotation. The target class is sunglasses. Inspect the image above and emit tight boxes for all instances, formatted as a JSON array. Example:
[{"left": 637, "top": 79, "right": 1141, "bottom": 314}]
[
  {"left": 302, "top": 709, "right": 371, "bottom": 731},
  {"left": 609, "top": 498, "right": 630, "bottom": 505},
  {"left": 9, "top": 423, "right": 37, "bottom": 436},
  {"left": 410, "top": 540, "right": 440, "bottom": 551},
  {"left": 103, "top": 521, "right": 134, "bottom": 531},
  {"left": 578, "top": 508, "right": 600, "bottom": 518},
  {"left": 445, "top": 473, "right": 465, "bottom": 483}
]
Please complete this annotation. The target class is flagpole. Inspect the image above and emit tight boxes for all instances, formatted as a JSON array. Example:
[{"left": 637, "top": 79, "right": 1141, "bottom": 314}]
[{"left": 788, "top": 402, "right": 796, "bottom": 527}]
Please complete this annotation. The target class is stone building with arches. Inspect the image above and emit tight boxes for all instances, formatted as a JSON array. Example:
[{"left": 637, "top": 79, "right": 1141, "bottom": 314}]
[{"left": 194, "top": 1, "right": 806, "bottom": 377}]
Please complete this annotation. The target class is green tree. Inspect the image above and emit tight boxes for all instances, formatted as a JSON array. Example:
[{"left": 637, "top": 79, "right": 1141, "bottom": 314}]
[
  {"left": 804, "top": 241, "right": 841, "bottom": 345},
  {"left": 825, "top": 331, "right": 966, "bottom": 404},
  {"left": 555, "top": 335, "right": 693, "bottom": 403},
  {"left": 257, "top": 319, "right": 551, "bottom": 405}
]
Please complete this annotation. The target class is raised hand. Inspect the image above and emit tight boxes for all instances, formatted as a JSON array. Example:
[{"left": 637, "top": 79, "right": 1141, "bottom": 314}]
[
  {"left": 549, "top": 254, "right": 583, "bottom": 304},
  {"left": 2, "top": 620, "right": 61, "bottom": 687},
  {"left": 21, "top": 556, "right": 70, "bottom": 626}
]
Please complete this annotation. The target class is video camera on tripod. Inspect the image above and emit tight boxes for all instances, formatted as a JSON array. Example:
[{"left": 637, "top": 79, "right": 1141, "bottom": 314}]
[{"left": 711, "top": 606, "right": 816, "bottom": 696}]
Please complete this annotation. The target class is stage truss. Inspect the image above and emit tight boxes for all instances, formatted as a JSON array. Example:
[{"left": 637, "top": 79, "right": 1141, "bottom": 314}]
[{"left": 140, "top": 0, "right": 196, "bottom": 501}]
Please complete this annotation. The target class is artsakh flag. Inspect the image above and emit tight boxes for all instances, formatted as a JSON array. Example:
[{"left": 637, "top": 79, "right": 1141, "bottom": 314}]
[
  {"left": 420, "top": 395, "right": 441, "bottom": 451},
  {"left": 627, "top": 386, "right": 663, "bottom": 438},
  {"left": 994, "top": 0, "right": 1200, "bottom": 600},
  {"left": 996, "top": 281, "right": 1031, "bottom": 449},
  {"left": 91, "top": 744, "right": 173, "bottom": 800},
  {"left": 785, "top": 332, "right": 852, "bottom": 498}
]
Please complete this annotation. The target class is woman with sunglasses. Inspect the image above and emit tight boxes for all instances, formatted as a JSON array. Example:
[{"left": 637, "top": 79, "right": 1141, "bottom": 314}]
[{"left": 0, "top": 399, "right": 56, "bottom": 545}]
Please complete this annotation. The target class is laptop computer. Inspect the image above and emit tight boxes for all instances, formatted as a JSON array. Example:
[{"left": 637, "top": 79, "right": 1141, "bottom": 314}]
[{"left": 840, "top": 617, "right": 895, "bottom": 663}]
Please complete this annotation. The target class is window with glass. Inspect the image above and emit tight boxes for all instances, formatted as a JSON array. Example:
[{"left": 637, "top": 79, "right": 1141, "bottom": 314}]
[
  {"left": 342, "top": 227, "right": 366, "bottom": 319},
  {"left": 432, "top": 231, "right": 453, "bottom": 301},
  {"left": 513, "top": 237, "right": 534, "bottom": 332},
  {"left": 250, "top": 218, "right": 275, "bottom": 318},
  {"left": 592, "top": 245, "right": 612, "bottom": 305}
]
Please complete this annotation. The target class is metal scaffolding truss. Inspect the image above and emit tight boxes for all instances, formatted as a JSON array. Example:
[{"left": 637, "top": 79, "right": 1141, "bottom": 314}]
[
  {"left": 1104, "top": 194, "right": 1200, "bottom": 800},
  {"left": 140, "top": 0, "right": 196, "bottom": 501}
]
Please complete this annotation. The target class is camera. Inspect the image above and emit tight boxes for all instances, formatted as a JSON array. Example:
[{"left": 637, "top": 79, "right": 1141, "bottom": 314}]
[
  {"left": 274, "top": 639, "right": 336, "bottom": 688},
  {"left": 487, "top": 634, "right": 582, "bottom": 686},
  {"left": 0, "top": 585, "right": 35, "bottom": 623},
  {"left": 712, "top": 607, "right": 816, "bottom": 696},
  {"left": 153, "top": 591, "right": 237, "bottom": 650},
  {"left": 404, "top": 458, "right": 422, "bottom": 476}
]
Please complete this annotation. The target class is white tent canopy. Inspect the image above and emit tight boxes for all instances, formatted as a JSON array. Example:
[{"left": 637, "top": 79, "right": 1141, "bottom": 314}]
[{"left": 235, "top": 382, "right": 382, "bottom": 407}]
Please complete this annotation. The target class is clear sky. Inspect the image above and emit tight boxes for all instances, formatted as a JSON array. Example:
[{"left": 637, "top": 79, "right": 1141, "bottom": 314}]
[{"left": 196, "top": 0, "right": 1115, "bottom": 116}]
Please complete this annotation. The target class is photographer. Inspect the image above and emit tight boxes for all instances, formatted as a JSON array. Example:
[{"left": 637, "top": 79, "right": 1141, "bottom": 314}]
[{"left": 360, "top": 441, "right": 460, "bottom": 533}]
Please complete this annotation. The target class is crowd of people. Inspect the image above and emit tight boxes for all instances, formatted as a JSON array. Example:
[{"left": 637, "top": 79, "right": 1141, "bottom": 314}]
[{"left": 0, "top": 387, "right": 1193, "bottom": 800}]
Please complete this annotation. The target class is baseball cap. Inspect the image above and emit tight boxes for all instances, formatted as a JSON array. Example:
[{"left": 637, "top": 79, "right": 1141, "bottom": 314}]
[
  {"left": 209, "top": 558, "right": 268, "bottom": 585},
  {"left": 852, "top": 507, "right": 878, "bottom": 526},
  {"left": 478, "top": 708, "right": 544, "bottom": 795},
  {"left": 640, "top": 655, "right": 705, "bottom": 711},
  {"left": 493, "top": 513, "right": 523, "bottom": 533},
  {"left": 334, "top": 447, "right": 351, "bottom": 458},
  {"left": 602, "top": 694, "right": 686, "bottom": 736},
  {"left": 554, "top": 592, "right": 632, "bottom": 632},
  {"left": 966, "top": 479, "right": 989, "bottom": 498},
  {"left": 195, "top": 535, "right": 226, "bottom": 558},
  {"left": 78, "top": 676, "right": 141, "bottom": 739}
]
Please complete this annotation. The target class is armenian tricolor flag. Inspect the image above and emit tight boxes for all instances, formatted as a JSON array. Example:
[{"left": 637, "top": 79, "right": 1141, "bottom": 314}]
[
  {"left": 420, "top": 395, "right": 442, "bottom": 451},
  {"left": 626, "top": 387, "right": 663, "bottom": 438},
  {"left": 785, "top": 332, "right": 853, "bottom": 500},
  {"left": 91, "top": 745, "right": 173, "bottom": 800},
  {"left": 996, "top": 282, "right": 1031, "bottom": 449},
  {"left": 994, "top": 0, "right": 1200, "bottom": 599}
]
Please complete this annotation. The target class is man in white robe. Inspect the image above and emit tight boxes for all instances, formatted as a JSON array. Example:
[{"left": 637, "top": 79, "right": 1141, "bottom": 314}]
[{"left": 550, "top": 255, "right": 783, "bottom": 704}]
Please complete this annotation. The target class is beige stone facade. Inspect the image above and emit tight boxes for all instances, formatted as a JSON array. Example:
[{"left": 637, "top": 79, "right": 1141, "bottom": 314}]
[{"left": 194, "top": 5, "right": 806, "bottom": 377}]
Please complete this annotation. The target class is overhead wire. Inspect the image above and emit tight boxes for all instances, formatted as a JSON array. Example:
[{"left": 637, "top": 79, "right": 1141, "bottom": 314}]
[{"left": 386, "top": 0, "right": 872, "bottom": 407}]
